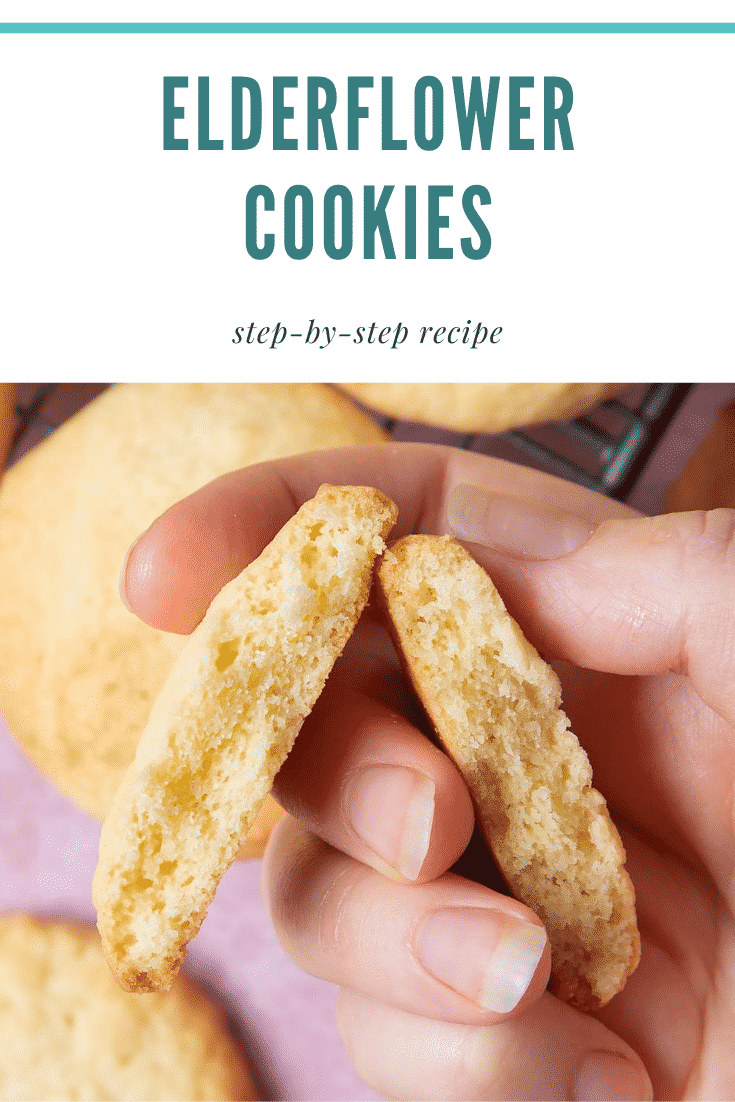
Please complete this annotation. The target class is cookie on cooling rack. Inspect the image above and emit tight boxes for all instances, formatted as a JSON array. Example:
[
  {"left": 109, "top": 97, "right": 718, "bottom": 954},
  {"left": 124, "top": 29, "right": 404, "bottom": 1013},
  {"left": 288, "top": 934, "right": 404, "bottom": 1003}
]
[
  {"left": 378, "top": 535, "right": 640, "bottom": 1012},
  {"left": 339, "top": 382, "right": 625, "bottom": 434},
  {"left": 0, "top": 914, "right": 259, "bottom": 1102},
  {"left": 94, "top": 484, "right": 397, "bottom": 992},
  {"left": 0, "top": 383, "right": 387, "bottom": 855}
]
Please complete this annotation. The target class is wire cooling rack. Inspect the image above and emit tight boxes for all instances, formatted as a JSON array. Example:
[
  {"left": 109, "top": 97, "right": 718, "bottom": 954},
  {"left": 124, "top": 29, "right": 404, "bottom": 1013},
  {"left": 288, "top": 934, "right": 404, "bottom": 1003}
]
[
  {"left": 488, "top": 383, "right": 691, "bottom": 501},
  {"left": 10, "top": 383, "right": 691, "bottom": 504}
]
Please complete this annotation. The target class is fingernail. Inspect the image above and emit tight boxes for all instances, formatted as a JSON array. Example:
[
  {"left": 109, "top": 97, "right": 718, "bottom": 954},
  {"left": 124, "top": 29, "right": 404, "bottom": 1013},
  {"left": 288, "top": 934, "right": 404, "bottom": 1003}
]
[
  {"left": 118, "top": 532, "right": 145, "bottom": 613},
  {"left": 573, "top": 1050, "right": 653, "bottom": 1101},
  {"left": 345, "top": 765, "right": 435, "bottom": 881},
  {"left": 447, "top": 484, "right": 595, "bottom": 559},
  {"left": 416, "top": 908, "right": 547, "bottom": 1014}
]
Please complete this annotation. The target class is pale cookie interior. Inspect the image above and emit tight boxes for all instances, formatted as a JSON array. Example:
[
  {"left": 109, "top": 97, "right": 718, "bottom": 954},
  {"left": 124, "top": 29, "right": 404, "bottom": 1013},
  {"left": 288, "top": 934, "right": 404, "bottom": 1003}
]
[
  {"left": 379, "top": 535, "right": 640, "bottom": 1011},
  {"left": 94, "top": 484, "right": 397, "bottom": 992}
]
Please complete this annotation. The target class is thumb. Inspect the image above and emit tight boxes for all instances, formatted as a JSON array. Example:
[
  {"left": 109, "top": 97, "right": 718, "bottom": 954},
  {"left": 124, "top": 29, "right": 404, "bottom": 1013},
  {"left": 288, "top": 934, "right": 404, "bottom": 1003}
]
[{"left": 444, "top": 487, "right": 735, "bottom": 725}]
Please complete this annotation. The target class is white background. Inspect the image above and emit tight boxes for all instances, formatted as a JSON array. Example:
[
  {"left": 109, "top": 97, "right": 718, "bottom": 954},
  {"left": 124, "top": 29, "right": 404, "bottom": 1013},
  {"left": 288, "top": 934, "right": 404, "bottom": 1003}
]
[
  {"left": 1, "top": 21, "right": 733, "bottom": 381},
  {"left": 3, "top": 3, "right": 735, "bottom": 22}
]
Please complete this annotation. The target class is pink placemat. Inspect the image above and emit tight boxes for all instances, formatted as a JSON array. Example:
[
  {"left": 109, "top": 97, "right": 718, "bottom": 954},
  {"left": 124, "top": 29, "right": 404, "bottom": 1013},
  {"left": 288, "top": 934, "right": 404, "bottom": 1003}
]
[{"left": 0, "top": 711, "right": 380, "bottom": 1102}]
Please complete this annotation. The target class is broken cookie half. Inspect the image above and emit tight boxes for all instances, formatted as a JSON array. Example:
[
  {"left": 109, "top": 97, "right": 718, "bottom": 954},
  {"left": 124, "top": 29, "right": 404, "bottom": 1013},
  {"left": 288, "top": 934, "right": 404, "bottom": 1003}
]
[
  {"left": 93, "top": 484, "right": 397, "bottom": 992},
  {"left": 379, "top": 534, "right": 640, "bottom": 1012}
]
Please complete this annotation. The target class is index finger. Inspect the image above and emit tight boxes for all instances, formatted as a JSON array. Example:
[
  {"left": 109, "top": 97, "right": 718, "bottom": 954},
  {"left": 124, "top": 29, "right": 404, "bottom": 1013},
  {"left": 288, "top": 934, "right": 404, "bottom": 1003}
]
[{"left": 122, "top": 442, "right": 636, "bottom": 634}]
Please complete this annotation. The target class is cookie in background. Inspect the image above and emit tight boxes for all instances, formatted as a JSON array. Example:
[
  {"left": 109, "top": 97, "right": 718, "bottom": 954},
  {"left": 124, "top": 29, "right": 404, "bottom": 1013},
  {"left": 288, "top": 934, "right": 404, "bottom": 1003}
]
[
  {"left": 339, "top": 382, "right": 626, "bottom": 434},
  {"left": 0, "top": 914, "right": 259, "bottom": 1102},
  {"left": 0, "top": 383, "right": 387, "bottom": 858}
]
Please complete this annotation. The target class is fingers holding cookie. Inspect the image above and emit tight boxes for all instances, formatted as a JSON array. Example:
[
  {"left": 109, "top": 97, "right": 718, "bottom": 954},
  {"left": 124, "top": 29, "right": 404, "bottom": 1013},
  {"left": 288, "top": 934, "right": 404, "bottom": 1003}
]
[
  {"left": 120, "top": 441, "right": 635, "bottom": 638},
  {"left": 262, "top": 816, "right": 551, "bottom": 1027},
  {"left": 271, "top": 627, "right": 475, "bottom": 885},
  {"left": 120, "top": 444, "right": 447, "bottom": 634}
]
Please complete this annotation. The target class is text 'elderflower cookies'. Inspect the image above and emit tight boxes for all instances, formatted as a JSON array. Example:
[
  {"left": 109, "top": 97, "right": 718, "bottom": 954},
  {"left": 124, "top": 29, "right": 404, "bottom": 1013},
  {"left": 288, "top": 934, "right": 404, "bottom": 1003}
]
[
  {"left": 378, "top": 535, "right": 640, "bottom": 1012},
  {"left": 94, "top": 485, "right": 397, "bottom": 993}
]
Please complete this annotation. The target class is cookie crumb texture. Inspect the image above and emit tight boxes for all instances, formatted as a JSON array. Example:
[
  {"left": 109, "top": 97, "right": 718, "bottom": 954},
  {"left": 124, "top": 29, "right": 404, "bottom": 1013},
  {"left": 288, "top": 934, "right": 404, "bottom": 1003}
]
[
  {"left": 0, "top": 915, "right": 257, "bottom": 1101},
  {"left": 379, "top": 535, "right": 640, "bottom": 1011},
  {"left": 94, "top": 485, "right": 397, "bottom": 993}
]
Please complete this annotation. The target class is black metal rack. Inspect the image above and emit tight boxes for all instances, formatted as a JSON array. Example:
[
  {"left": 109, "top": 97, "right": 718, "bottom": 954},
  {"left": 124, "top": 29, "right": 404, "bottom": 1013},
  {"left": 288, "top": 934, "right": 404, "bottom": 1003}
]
[
  {"left": 383, "top": 383, "right": 691, "bottom": 502},
  {"left": 502, "top": 384, "right": 692, "bottom": 500}
]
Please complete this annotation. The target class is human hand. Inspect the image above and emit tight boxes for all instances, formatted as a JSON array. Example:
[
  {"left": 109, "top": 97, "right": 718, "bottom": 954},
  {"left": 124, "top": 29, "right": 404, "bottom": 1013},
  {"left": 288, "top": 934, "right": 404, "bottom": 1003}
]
[{"left": 122, "top": 443, "right": 735, "bottom": 1101}]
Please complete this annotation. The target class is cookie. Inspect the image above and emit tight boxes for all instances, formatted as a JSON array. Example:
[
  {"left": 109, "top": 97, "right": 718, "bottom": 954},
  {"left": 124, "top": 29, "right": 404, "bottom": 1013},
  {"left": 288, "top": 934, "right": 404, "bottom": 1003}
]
[
  {"left": 0, "top": 383, "right": 387, "bottom": 850},
  {"left": 94, "top": 484, "right": 398, "bottom": 992},
  {"left": 339, "top": 382, "right": 624, "bottom": 434},
  {"left": 0, "top": 383, "right": 15, "bottom": 474},
  {"left": 0, "top": 914, "right": 258, "bottom": 1101},
  {"left": 378, "top": 535, "right": 640, "bottom": 1011}
]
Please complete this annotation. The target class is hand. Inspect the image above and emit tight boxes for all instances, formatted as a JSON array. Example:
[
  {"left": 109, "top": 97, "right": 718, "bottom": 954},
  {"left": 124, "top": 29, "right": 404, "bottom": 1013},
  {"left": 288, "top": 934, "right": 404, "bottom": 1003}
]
[{"left": 122, "top": 443, "right": 735, "bottom": 1101}]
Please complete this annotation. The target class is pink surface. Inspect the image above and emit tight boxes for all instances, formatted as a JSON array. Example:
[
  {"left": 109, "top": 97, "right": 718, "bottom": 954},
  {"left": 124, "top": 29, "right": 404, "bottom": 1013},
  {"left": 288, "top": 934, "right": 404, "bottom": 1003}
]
[{"left": 0, "top": 714, "right": 379, "bottom": 1102}]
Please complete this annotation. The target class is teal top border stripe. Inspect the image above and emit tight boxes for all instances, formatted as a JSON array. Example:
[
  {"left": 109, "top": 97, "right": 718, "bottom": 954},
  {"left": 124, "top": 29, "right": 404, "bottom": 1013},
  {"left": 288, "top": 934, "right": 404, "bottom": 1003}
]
[{"left": 1, "top": 22, "right": 734, "bottom": 33}]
